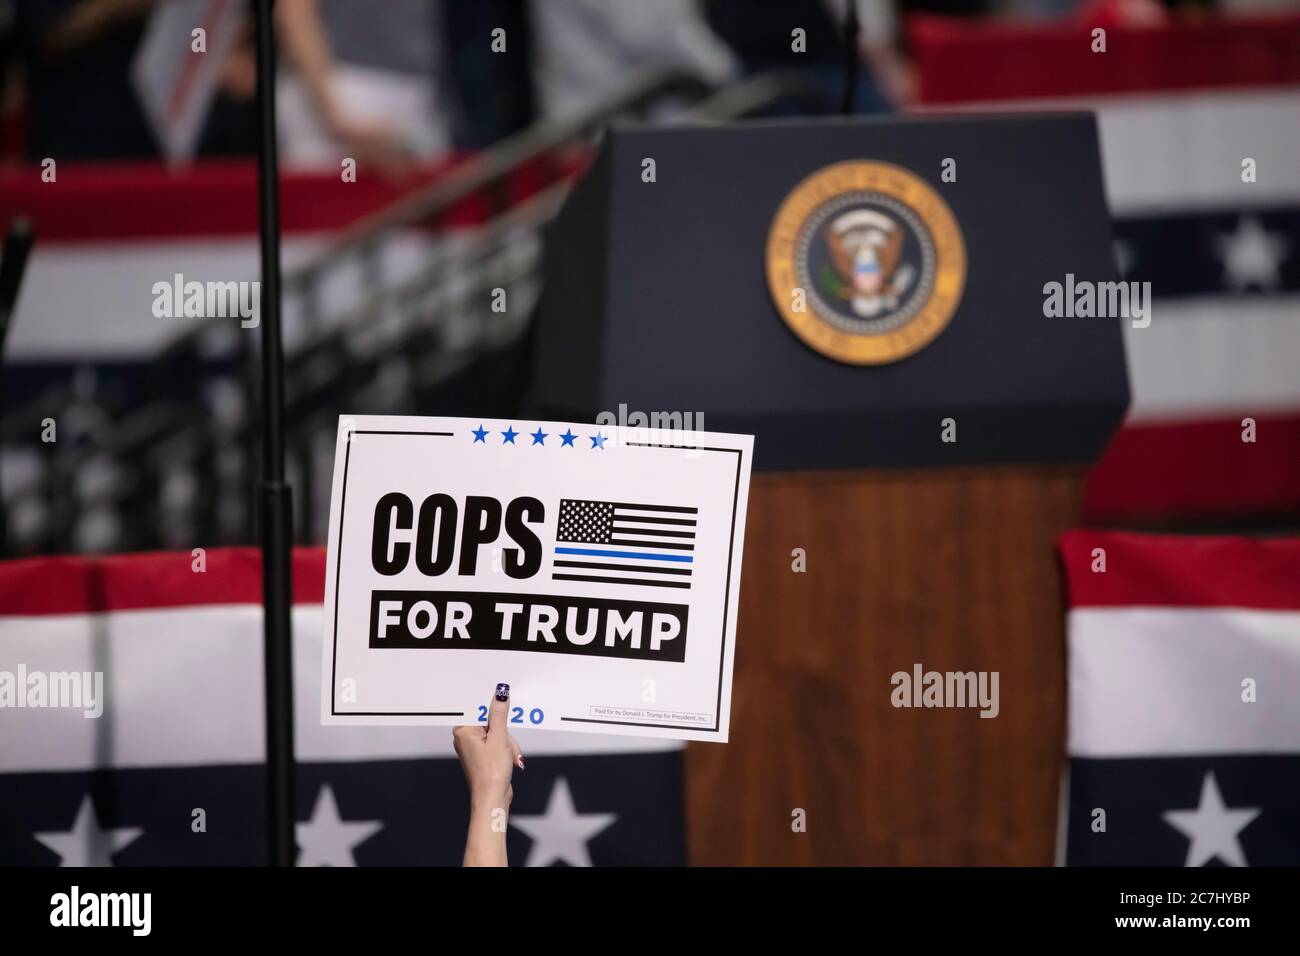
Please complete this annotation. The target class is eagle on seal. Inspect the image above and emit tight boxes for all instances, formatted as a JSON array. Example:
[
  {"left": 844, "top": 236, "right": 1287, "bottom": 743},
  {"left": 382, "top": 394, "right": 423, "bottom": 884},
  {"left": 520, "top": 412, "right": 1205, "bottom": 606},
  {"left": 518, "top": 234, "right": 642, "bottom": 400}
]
[{"left": 825, "top": 208, "right": 913, "bottom": 318}]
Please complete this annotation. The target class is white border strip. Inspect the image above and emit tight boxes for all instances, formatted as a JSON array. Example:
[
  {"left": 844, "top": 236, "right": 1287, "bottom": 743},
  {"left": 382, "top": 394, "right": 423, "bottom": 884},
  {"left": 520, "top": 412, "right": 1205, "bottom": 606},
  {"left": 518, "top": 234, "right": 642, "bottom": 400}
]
[
  {"left": 1068, "top": 606, "right": 1300, "bottom": 757},
  {"left": 1124, "top": 295, "right": 1300, "bottom": 422},
  {"left": 914, "top": 88, "right": 1300, "bottom": 214}
]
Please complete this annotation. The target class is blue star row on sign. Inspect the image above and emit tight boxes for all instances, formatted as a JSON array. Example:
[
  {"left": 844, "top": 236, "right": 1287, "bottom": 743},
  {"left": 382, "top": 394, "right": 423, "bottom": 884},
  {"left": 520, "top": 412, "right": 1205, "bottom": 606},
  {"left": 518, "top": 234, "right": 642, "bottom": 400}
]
[{"left": 471, "top": 424, "right": 606, "bottom": 448}]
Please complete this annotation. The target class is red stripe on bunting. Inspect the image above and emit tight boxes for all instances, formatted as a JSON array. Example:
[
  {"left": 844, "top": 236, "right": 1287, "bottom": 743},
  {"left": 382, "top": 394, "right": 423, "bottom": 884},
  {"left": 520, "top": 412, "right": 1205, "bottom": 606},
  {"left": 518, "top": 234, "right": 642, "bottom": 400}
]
[
  {"left": 0, "top": 547, "right": 327, "bottom": 616},
  {"left": 1084, "top": 414, "right": 1300, "bottom": 522},
  {"left": 909, "top": 12, "right": 1300, "bottom": 105},
  {"left": 1059, "top": 530, "right": 1300, "bottom": 610},
  {"left": 0, "top": 152, "right": 583, "bottom": 242}
]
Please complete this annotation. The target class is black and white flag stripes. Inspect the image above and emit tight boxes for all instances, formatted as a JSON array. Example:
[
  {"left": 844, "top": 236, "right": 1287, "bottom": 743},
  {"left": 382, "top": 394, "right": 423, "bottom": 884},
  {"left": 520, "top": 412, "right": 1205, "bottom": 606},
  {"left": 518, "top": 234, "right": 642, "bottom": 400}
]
[{"left": 553, "top": 499, "right": 697, "bottom": 590}]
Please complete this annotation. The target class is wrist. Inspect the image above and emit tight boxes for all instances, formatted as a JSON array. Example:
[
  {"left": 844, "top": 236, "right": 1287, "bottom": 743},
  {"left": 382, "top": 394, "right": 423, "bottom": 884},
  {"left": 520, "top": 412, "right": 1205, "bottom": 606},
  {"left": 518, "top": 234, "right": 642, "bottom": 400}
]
[
  {"left": 313, "top": 85, "right": 349, "bottom": 137},
  {"left": 470, "top": 788, "right": 510, "bottom": 817},
  {"left": 322, "top": 103, "right": 349, "bottom": 138}
]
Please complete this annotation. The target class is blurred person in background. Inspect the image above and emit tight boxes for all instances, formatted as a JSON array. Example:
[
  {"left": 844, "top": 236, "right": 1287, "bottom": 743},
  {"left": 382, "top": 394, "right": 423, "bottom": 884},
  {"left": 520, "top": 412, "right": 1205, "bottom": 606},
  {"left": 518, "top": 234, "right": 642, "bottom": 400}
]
[
  {"left": 443, "top": 0, "right": 535, "bottom": 148},
  {"left": 704, "top": 0, "right": 1003, "bottom": 113},
  {"left": 274, "top": 0, "right": 451, "bottom": 175},
  {"left": 705, "top": 0, "right": 906, "bottom": 111},
  {"left": 527, "top": 0, "right": 739, "bottom": 121},
  {"left": 13, "top": 0, "right": 157, "bottom": 160},
  {"left": 0, "top": 1, "right": 19, "bottom": 161},
  {"left": 11, "top": 0, "right": 256, "bottom": 161}
]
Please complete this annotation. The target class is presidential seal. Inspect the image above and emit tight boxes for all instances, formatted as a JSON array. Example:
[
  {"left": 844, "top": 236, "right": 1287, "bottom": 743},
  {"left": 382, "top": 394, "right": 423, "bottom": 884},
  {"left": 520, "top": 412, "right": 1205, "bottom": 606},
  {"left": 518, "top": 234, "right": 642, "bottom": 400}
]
[{"left": 765, "top": 161, "right": 966, "bottom": 365}]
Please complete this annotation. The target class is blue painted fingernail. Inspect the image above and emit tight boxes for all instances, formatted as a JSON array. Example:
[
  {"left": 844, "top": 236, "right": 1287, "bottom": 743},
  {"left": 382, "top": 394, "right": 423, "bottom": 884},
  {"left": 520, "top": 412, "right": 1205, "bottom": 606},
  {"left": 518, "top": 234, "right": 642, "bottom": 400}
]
[{"left": 495, "top": 683, "right": 510, "bottom": 702}]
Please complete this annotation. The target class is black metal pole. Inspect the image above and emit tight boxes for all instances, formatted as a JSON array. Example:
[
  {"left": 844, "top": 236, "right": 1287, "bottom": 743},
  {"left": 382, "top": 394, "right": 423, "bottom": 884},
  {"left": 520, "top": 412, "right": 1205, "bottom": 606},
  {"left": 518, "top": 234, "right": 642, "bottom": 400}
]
[
  {"left": 253, "top": 0, "right": 296, "bottom": 868},
  {"left": 840, "top": 2, "right": 861, "bottom": 115},
  {"left": 0, "top": 217, "right": 35, "bottom": 558}
]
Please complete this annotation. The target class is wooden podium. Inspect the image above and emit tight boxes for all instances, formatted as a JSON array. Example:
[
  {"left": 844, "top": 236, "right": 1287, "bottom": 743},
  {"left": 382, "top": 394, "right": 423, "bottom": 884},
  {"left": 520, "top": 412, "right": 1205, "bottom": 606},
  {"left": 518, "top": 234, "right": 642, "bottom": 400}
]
[{"left": 530, "top": 115, "right": 1128, "bottom": 864}]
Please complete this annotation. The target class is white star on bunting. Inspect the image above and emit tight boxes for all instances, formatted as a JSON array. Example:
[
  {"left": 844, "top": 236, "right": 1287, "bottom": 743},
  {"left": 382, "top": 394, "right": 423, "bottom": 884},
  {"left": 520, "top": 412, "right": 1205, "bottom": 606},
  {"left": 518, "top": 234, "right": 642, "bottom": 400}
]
[
  {"left": 1214, "top": 216, "right": 1289, "bottom": 292},
  {"left": 296, "top": 784, "right": 383, "bottom": 867},
  {"left": 510, "top": 777, "right": 617, "bottom": 867},
  {"left": 34, "top": 794, "right": 143, "bottom": 867},
  {"left": 1162, "top": 771, "right": 1260, "bottom": 867}
]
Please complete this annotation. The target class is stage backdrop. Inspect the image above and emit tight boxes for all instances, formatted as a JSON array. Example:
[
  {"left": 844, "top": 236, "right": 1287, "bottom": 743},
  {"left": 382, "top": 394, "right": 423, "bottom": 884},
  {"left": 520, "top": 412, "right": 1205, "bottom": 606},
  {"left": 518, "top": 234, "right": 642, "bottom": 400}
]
[{"left": 0, "top": 549, "right": 684, "bottom": 866}]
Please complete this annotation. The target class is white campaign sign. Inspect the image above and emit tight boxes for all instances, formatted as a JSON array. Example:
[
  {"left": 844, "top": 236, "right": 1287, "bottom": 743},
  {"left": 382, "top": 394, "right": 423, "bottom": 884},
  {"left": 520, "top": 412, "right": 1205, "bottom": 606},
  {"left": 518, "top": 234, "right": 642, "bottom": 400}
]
[{"left": 320, "top": 415, "right": 753, "bottom": 742}]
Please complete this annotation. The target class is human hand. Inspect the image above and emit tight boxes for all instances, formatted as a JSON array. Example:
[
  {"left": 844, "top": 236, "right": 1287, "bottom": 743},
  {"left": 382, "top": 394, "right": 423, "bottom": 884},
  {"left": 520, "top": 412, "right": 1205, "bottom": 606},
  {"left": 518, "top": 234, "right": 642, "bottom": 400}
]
[
  {"left": 327, "top": 113, "right": 417, "bottom": 180},
  {"left": 865, "top": 44, "right": 917, "bottom": 110},
  {"left": 453, "top": 683, "right": 525, "bottom": 866}
]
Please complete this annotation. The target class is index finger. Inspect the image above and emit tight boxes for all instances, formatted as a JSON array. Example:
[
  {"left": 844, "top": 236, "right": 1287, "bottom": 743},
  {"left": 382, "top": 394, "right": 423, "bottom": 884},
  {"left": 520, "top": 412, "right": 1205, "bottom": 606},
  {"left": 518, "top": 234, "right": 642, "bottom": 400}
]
[{"left": 487, "top": 682, "right": 510, "bottom": 737}]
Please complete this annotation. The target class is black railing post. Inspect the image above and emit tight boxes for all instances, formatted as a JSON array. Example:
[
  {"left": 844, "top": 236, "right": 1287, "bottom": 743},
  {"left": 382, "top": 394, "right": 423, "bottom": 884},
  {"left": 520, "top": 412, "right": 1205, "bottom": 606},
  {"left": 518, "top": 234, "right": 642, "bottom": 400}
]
[{"left": 253, "top": 0, "right": 296, "bottom": 868}]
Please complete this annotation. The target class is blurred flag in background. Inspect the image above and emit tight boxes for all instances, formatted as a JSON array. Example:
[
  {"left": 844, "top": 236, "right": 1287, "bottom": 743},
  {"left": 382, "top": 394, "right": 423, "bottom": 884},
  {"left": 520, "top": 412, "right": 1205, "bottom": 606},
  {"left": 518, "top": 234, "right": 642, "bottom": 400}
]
[
  {"left": 912, "top": 13, "right": 1300, "bottom": 525},
  {"left": 1058, "top": 531, "right": 1300, "bottom": 866}
]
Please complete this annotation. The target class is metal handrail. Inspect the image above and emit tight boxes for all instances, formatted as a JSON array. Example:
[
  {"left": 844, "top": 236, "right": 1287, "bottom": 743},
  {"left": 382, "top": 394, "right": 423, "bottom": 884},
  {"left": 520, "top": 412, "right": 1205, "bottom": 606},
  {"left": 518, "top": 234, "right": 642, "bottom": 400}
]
[{"left": 681, "top": 71, "right": 834, "bottom": 123}]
